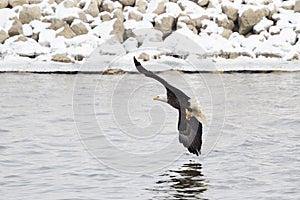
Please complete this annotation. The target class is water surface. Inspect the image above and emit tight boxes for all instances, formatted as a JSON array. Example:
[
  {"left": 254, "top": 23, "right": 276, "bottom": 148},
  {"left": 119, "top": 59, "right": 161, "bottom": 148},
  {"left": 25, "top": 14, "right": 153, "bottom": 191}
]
[{"left": 0, "top": 72, "right": 299, "bottom": 200}]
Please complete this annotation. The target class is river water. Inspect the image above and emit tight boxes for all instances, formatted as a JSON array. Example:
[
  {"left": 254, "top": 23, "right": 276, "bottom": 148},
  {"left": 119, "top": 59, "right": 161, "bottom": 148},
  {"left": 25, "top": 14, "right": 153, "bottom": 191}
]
[{"left": 0, "top": 72, "right": 299, "bottom": 200}]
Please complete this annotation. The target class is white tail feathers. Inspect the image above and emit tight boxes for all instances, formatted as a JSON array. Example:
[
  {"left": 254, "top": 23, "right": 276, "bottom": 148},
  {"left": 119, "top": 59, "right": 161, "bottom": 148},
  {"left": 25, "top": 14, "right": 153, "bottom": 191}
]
[{"left": 189, "top": 99, "right": 208, "bottom": 126}]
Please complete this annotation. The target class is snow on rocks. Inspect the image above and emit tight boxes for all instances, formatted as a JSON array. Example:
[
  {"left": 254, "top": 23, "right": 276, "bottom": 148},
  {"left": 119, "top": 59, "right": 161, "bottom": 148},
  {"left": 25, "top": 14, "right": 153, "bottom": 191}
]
[{"left": 0, "top": 0, "right": 300, "bottom": 67}]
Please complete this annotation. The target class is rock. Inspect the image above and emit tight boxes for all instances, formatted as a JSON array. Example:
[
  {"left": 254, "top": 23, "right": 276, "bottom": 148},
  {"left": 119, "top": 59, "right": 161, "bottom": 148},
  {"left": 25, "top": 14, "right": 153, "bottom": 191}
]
[
  {"left": 0, "top": 30, "right": 9, "bottom": 44},
  {"left": 112, "top": 9, "right": 124, "bottom": 22},
  {"left": 128, "top": 9, "right": 143, "bottom": 21},
  {"left": 134, "top": 28, "right": 163, "bottom": 47},
  {"left": 136, "top": 0, "right": 147, "bottom": 13},
  {"left": 110, "top": 19, "right": 125, "bottom": 42},
  {"left": 14, "top": 35, "right": 28, "bottom": 42},
  {"left": 84, "top": 0, "right": 99, "bottom": 17},
  {"left": 8, "top": 19, "right": 23, "bottom": 37},
  {"left": 216, "top": 16, "right": 234, "bottom": 30},
  {"left": 56, "top": 24, "right": 76, "bottom": 38},
  {"left": 222, "top": 5, "right": 238, "bottom": 21},
  {"left": 123, "top": 37, "right": 138, "bottom": 52},
  {"left": 138, "top": 52, "right": 150, "bottom": 61},
  {"left": 29, "top": 0, "right": 42, "bottom": 4},
  {"left": 11, "top": 38, "right": 49, "bottom": 58},
  {"left": 102, "top": 0, "right": 115, "bottom": 12},
  {"left": 74, "top": 54, "right": 85, "bottom": 61},
  {"left": 189, "top": 15, "right": 210, "bottom": 29},
  {"left": 148, "top": 0, "right": 168, "bottom": 15},
  {"left": 295, "top": 0, "right": 300, "bottom": 12},
  {"left": 78, "top": 11, "right": 88, "bottom": 22},
  {"left": 63, "top": 0, "right": 76, "bottom": 8},
  {"left": 71, "top": 21, "right": 89, "bottom": 35},
  {"left": 0, "top": 0, "right": 8, "bottom": 8},
  {"left": 187, "top": 24, "right": 198, "bottom": 34},
  {"left": 19, "top": 6, "right": 41, "bottom": 24},
  {"left": 269, "top": 26, "right": 280, "bottom": 35},
  {"left": 8, "top": 0, "right": 28, "bottom": 7},
  {"left": 52, "top": 54, "right": 74, "bottom": 63},
  {"left": 119, "top": 0, "right": 134, "bottom": 6},
  {"left": 154, "top": 14, "right": 175, "bottom": 36},
  {"left": 100, "top": 12, "right": 112, "bottom": 21},
  {"left": 38, "top": 29, "right": 56, "bottom": 46},
  {"left": 98, "top": 38, "right": 125, "bottom": 55},
  {"left": 229, "top": 52, "right": 239, "bottom": 59},
  {"left": 253, "top": 17, "right": 273, "bottom": 34},
  {"left": 238, "top": 9, "right": 264, "bottom": 35},
  {"left": 32, "top": 32, "right": 39, "bottom": 41},
  {"left": 102, "top": 69, "right": 126, "bottom": 75},
  {"left": 198, "top": 0, "right": 209, "bottom": 7},
  {"left": 49, "top": 18, "right": 66, "bottom": 30},
  {"left": 153, "top": 54, "right": 161, "bottom": 59},
  {"left": 281, "top": 1, "right": 294, "bottom": 10},
  {"left": 220, "top": 28, "right": 232, "bottom": 39},
  {"left": 55, "top": 0, "right": 64, "bottom": 4}
]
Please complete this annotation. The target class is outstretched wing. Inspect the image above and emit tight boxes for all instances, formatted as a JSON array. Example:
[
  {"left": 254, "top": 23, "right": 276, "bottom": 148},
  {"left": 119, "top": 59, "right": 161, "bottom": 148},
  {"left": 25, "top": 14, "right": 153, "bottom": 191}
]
[
  {"left": 178, "top": 109, "right": 203, "bottom": 156},
  {"left": 133, "top": 57, "right": 190, "bottom": 105},
  {"left": 134, "top": 57, "right": 202, "bottom": 155}
]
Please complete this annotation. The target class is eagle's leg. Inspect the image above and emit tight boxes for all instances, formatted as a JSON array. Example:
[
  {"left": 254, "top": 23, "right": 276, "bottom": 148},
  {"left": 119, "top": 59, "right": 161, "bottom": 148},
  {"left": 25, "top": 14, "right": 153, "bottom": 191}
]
[{"left": 185, "top": 109, "right": 191, "bottom": 120}]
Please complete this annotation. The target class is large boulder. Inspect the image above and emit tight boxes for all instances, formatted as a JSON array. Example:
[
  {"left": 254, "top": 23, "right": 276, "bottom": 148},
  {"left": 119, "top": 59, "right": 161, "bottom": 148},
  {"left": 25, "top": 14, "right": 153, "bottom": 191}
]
[
  {"left": 238, "top": 8, "right": 265, "bottom": 35},
  {"left": 56, "top": 24, "right": 76, "bottom": 38},
  {"left": 155, "top": 14, "right": 175, "bottom": 36},
  {"left": 19, "top": 6, "right": 41, "bottom": 24},
  {"left": 8, "top": 19, "right": 23, "bottom": 36},
  {"left": 119, "top": 0, "right": 135, "bottom": 6},
  {"left": 0, "top": 0, "right": 8, "bottom": 8},
  {"left": 8, "top": 0, "right": 28, "bottom": 7},
  {"left": 0, "top": 30, "right": 9, "bottom": 43}
]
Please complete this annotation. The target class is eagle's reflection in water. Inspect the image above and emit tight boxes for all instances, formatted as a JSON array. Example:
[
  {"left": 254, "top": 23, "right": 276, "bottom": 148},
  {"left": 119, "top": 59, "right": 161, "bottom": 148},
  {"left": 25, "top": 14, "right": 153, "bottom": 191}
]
[{"left": 152, "top": 161, "right": 208, "bottom": 200}]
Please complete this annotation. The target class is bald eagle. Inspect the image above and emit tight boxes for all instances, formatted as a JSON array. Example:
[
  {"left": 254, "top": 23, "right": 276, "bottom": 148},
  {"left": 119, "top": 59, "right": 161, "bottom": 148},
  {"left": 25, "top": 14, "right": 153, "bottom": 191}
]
[{"left": 133, "top": 57, "right": 207, "bottom": 156}]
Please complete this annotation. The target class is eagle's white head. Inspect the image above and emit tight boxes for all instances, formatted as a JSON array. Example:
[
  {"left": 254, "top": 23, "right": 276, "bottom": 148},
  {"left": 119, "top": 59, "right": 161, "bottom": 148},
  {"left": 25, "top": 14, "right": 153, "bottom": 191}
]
[{"left": 153, "top": 94, "right": 168, "bottom": 103}]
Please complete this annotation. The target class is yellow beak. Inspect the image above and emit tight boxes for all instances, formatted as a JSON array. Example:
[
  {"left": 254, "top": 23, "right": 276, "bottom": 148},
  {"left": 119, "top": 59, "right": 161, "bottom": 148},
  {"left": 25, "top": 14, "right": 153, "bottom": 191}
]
[{"left": 153, "top": 96, "right": 158, "bottom": 100}]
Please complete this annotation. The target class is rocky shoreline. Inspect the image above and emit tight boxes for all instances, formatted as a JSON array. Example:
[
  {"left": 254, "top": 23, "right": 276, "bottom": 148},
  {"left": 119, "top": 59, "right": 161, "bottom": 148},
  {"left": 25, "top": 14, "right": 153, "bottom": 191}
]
[{"left": 0, "top": 0, "right": 300, "bottom": 66}]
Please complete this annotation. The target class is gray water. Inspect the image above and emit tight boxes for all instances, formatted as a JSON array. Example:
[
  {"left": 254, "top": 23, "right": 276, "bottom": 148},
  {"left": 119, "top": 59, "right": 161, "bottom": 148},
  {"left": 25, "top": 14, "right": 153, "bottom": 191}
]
[{"left": 0, "top": 72, "right": 299, "bottom": 200}]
